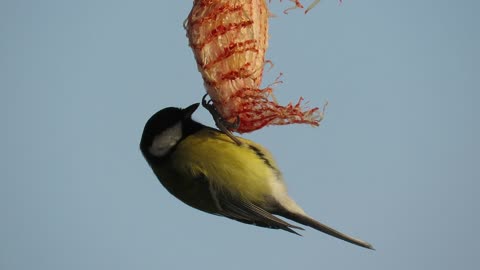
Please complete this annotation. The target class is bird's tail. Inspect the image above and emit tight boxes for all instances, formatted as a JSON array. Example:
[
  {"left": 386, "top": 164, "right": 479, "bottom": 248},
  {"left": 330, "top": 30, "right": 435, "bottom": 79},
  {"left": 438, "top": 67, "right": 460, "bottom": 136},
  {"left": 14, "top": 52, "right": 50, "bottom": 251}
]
[{"left": 283, "top": 212, "right": 374, "bottom": 250}]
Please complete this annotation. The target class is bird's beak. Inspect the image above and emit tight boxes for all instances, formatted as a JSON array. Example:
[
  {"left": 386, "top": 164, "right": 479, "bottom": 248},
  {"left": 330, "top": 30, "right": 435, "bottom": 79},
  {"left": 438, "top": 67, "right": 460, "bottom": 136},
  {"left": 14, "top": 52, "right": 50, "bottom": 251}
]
[{"left": 183, "top": 103, "right": 200, "bottom": 119}]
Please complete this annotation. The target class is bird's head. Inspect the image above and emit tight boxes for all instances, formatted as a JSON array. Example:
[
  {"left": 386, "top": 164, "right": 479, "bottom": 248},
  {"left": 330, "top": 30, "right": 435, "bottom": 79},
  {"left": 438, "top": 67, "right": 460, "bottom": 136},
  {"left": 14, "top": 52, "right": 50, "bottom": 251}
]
[{"left": 140, "top": 103, "right": 200, "bottom": 159}]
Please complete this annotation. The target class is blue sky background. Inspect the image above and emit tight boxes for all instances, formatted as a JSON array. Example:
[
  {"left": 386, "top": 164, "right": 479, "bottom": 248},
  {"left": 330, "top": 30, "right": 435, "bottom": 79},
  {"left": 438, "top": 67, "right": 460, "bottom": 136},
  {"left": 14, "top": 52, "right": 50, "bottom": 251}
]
[{"left": 2, "top": 0, "right": 478, "bottom": 269}]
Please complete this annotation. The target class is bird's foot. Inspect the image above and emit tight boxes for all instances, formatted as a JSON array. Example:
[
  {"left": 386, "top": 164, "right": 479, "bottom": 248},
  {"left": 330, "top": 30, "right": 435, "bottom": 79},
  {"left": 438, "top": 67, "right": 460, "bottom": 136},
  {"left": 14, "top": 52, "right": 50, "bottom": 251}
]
[{"left": 201, "top": 94, "right": 242, "bottom": 146}]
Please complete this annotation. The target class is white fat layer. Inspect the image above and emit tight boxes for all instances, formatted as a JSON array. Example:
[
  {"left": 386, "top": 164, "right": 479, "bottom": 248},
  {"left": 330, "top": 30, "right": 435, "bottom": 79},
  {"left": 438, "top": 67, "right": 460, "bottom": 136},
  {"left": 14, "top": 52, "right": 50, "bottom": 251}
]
[{"left": 149, "top": 122, "right": 183, "bottom": 157}]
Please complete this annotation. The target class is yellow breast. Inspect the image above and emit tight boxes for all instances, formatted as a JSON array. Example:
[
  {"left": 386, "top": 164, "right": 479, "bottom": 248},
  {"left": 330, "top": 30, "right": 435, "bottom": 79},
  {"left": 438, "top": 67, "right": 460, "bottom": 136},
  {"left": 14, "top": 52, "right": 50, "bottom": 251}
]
[{"left": 171, "top": 128, "right": 279, "bottom": 204}]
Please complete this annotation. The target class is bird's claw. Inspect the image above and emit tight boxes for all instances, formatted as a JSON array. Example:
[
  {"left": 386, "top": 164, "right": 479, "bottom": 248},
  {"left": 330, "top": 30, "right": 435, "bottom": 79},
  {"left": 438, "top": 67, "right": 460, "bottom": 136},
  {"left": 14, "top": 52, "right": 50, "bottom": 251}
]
[{"left": 201, "top": 94, "right": 242, "bottom": 146}]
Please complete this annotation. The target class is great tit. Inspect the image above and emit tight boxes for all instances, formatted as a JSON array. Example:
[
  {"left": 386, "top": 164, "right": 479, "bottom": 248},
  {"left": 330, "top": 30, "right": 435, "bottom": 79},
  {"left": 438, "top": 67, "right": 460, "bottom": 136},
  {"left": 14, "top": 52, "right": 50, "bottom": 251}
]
[{"left": 140, "top": 103, "right": 373, "bottom": 250}]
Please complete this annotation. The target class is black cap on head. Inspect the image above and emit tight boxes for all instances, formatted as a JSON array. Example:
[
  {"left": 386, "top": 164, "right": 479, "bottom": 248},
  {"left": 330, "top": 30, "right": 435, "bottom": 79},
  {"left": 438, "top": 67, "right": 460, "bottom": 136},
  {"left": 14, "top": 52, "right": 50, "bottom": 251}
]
[
  {"left": 144, "top": 103, "right": 199, "bottom": 134},
  {"left": 140, "top": 103, "right": 201, "bottom": 154}
]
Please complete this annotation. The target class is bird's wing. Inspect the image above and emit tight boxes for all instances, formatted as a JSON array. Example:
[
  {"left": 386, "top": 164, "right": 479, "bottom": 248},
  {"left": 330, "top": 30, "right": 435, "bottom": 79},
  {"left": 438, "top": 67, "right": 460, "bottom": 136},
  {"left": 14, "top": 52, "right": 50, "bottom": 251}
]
[{"left": 213, "top": 190, "right": 304, "bottom": 235}]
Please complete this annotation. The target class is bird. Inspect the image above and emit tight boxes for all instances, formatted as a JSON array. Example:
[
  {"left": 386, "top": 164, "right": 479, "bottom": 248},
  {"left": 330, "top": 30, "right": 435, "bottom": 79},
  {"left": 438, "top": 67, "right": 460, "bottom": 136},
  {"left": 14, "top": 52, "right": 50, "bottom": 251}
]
[{"left": 139, "top": 102, "right": 374, "bottom": 250}]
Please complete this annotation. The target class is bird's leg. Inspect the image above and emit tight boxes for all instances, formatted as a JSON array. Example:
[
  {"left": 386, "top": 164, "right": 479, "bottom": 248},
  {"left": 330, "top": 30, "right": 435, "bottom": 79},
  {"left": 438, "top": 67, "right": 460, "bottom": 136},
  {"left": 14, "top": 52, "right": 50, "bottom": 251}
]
[{"left": 202, "top": 94, "right": 242, "bottom": 146}]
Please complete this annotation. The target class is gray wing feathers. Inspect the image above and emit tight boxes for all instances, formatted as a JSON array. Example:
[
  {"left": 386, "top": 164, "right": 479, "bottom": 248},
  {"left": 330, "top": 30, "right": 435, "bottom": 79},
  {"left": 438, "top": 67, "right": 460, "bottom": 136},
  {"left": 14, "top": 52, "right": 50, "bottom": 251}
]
[{"left": 216, "top": 193, "right": 304, "bottom": 235}]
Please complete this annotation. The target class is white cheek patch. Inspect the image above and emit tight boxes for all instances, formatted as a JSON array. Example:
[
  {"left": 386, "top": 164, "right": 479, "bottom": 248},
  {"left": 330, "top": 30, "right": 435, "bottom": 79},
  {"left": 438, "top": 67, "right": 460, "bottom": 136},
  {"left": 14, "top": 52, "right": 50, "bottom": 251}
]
[{"left": 149, "top": 122, "right": 183, "bottom": 157}]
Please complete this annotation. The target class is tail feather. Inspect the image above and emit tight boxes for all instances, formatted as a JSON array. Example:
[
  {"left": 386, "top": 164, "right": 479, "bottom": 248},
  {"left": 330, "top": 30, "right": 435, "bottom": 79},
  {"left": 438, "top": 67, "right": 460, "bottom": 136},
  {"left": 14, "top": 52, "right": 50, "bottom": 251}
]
[{"left": 283, "top": 212, "right": 374, "bottom": 250}]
